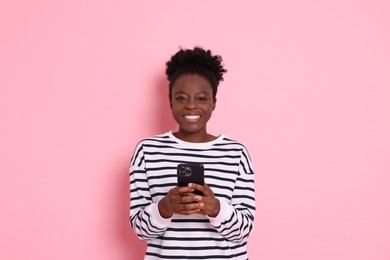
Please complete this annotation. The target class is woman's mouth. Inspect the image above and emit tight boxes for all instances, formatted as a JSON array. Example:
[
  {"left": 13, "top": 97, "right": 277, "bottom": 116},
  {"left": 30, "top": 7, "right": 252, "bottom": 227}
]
[{"left": 184, "top": 115, "right": 201, "bottom": 121}]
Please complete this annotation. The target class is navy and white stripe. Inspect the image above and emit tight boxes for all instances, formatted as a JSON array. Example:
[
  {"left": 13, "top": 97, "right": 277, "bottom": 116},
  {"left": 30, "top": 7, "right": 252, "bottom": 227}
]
[{"left": 129, "top": 131, "right": 256, "bottom": 259}]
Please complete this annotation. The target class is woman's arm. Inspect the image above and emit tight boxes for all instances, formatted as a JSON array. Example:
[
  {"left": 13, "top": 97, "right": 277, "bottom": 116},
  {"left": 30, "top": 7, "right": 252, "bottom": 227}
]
[
  {"left": 129, "top": 143, "right": 171, "bottom": 241},
  {"left": 207, "top": 147, "right": 256, "bottom": 243}
]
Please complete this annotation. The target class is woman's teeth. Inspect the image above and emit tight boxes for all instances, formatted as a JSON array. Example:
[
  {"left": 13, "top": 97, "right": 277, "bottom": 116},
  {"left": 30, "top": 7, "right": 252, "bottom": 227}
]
[{"left": 184, "top": 115, "right": 200, "bottom": 120}]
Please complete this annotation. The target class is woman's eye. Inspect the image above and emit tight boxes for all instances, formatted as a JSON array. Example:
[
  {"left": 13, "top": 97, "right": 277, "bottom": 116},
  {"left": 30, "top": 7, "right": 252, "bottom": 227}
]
[
  {"left": 198, "top": 97, "right": 208, "bottom": 102},
  {"left": 176, "top": 96, "right": 187, "bottom": 102}
]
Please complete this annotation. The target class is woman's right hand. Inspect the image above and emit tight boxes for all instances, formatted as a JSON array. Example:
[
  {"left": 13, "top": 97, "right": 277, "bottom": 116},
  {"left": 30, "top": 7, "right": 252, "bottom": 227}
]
[{"left": 158, "top": 186, "right": 204, "bottom": 218}]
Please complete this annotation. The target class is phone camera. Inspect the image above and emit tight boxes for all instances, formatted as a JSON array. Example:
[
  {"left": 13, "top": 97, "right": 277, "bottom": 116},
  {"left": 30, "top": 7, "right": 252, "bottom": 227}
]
[{"left": 179, "top": 166, "right": 192, "bottom": 177}]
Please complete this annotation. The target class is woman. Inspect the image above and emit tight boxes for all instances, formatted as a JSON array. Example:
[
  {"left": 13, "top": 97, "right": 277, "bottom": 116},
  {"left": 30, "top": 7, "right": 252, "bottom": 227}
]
[{"left": 129, "top": 47, "right": 256, "bottom": 259}]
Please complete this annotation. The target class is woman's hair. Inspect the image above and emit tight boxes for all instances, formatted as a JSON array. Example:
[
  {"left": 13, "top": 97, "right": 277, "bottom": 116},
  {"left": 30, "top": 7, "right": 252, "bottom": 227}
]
[{"left": 166, "top": 47, "right": 227, "bottom": 101}]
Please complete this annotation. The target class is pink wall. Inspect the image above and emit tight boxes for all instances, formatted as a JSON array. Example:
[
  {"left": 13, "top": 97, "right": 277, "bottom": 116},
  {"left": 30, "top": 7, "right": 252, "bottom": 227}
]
[{"left": 1, "top": 1, "right": 389, "bottom": 259}]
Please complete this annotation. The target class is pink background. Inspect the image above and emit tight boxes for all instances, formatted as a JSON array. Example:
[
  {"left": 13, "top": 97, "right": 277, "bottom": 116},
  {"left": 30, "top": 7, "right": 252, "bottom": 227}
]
[{"left": 1, "top": 1, "right": 389, "bottom": 259}]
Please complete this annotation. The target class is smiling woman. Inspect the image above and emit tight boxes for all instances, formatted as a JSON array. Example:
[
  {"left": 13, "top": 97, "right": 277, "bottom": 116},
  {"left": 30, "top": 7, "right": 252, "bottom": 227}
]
[
  {"left": 129, "top": 47, "right": 256, "bottom": 260},
  {"left": 170, "top": 74, "right": 216, "bottom": 142}
]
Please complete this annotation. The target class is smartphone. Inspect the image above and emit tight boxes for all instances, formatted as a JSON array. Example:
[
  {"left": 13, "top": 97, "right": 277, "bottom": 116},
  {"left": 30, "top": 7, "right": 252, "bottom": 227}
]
[{"left": 177, "top": 163, "right": 204, "bottom": 195}]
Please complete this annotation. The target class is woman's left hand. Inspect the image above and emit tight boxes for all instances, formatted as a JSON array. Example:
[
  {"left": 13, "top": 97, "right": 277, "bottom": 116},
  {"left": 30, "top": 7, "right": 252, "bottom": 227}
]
[{"left": 188, "top": 183, "right": 220, "bottom": 217}]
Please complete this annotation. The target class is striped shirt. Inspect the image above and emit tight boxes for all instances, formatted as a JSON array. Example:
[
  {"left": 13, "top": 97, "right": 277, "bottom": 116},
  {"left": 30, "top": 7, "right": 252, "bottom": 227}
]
[{"left": 129, "top": 131, "right": 256, "bottom": 259}]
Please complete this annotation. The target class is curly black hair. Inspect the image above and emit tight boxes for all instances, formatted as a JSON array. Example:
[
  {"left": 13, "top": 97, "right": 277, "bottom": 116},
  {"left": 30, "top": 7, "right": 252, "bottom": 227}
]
[{"left": 166, "top": 47, "right": 227, "bottom": 102}]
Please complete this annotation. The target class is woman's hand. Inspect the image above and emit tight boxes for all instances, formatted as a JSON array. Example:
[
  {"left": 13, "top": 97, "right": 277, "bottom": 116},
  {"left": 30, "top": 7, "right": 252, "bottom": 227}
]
[
  {"left": 158, "top": 186, "right": 204, "bottom": 218},
  {"left": 189, "top": 183, "right": 220, "bottom": 218}
]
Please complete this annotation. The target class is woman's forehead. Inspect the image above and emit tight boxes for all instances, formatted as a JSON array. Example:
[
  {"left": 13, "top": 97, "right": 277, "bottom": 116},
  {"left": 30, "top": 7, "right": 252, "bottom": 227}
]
[{"left": 172, "top": 74, "right": 212, "bottom": 93}]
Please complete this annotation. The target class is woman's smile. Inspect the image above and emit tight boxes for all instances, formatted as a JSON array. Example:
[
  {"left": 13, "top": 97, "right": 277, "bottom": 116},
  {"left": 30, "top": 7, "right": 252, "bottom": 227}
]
[{"left": 183, "top": 114, "right": 201, "bottom": 121}]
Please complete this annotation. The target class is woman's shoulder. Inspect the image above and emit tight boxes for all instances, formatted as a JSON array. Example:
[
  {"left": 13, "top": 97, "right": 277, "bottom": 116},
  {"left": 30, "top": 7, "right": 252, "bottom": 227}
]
[
  {"left": 140, "top": 131, "right": 170, "bottom": 141},
  {"left": 217, "top": 134, "right": 253, "bottom": 154},
  {"left": 135, "top": 131, "right": 175, "bottom": 146},
  {"left": 216, "top": 134, "right": 245, "bottom": 146}
]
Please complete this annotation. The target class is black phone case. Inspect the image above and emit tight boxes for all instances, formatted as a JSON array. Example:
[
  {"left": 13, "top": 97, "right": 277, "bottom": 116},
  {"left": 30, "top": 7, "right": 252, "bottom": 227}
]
[{"left": 177, "top": 163, "right": 204, "bottom": 195}]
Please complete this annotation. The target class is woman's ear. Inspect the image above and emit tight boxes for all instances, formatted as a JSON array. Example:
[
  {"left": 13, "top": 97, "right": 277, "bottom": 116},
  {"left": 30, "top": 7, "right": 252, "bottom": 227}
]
[{"left": 212, "top": 98, "right": 217, "bottom": 110}]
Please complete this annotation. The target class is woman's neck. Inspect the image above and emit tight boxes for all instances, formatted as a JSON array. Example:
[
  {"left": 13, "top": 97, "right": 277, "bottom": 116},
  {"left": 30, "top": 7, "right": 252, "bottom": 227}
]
[{"left": 172, "top": 131, "right": 217, "bottom": 143}]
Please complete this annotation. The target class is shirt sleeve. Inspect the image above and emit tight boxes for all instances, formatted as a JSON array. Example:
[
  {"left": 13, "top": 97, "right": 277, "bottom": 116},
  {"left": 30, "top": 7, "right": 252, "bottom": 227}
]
[
  {"left": 207, "top": 146, "right": 256, "bottom": 243},
  {"left": 129, "top": 142, "right": 171, "bottom": 240}
]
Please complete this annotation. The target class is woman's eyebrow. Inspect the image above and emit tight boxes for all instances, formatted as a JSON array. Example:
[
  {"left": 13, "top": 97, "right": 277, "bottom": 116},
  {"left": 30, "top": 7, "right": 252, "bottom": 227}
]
[
  {"left": 173, "top": 91, "right": 187, "bottom": 95},
  {"left": 173, "top": 91, "right": 211, "bottom": 95}
]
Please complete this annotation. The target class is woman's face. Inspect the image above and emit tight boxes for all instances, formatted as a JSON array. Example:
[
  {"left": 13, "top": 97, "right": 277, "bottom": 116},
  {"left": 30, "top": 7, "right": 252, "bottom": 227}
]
[{"left": 170, "top": 73, "right": 216, "bottom": 141}]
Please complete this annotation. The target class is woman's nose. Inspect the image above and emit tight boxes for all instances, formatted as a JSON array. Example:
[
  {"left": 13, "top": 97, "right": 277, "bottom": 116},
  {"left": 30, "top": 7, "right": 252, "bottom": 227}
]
[{"left": 185, "top": 98, "right": 197, "bottom": 109}]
